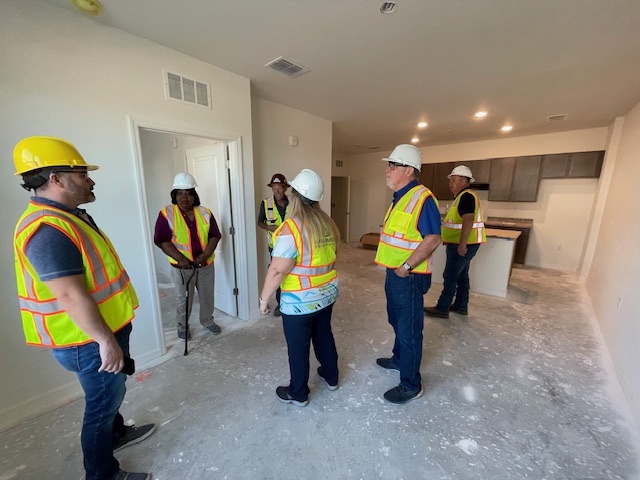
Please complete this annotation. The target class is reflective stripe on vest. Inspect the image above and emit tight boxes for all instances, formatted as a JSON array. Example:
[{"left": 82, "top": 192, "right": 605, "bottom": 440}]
[
  {"left": 276, "top": 218, "right": 337, "bottom": 291},
  {"left": 161, "top": 205, "right": 215, "bottom": 265},
  {"left": 14, "top": 201, "right": 139, "bottom": 347},
  {"left": 441, "top": 189, "right": 486, "bottom": 244},
  {"left": 264, "top": 197, "right": 287, "bottom": 249},
  {"left": 375, "top": 185, "right": 436, "bottom": 274}
]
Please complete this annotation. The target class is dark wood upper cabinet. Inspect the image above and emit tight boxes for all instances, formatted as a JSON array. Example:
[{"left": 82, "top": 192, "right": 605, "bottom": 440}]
[
  {"left": 488, "top": 157, "right": 516, "bottom": 201},
  {"left": 418, "top": 163, "right": 435, "bottom": 191},
  {"left": 468, "top": 159, "right": 491, "bottom": 183},
  {"left": 511, "top": 156, "right": 542, "bottom": 202},
  {"left": 433, "top": 162, "right": 454, "bottom": 201},
  {"left": 568, "top": 151, "right": 604, "bottom": 178},
  {"left": 541, "top": 154, "right": 569, "bottom": 178}
]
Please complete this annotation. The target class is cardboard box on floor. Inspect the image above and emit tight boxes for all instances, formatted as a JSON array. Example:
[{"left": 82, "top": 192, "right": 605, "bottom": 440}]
[{"left": 360, "top": 233, "right": 380, "bottom": 250}]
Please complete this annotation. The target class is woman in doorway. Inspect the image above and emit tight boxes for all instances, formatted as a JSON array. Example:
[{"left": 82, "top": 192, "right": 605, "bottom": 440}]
[
  {"left": 154, "top": 172, "right": 222, "bottom": 340},
  {"left": 259, "top": 169, "right": 341, "bottom": 407}
]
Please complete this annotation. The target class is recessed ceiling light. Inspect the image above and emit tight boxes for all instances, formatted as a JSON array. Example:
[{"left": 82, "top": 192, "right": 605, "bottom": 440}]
[
  {"left": 411, "top": 137, "right": 419, "bottom": 143},
  {"left": 72, "top": 0, "right": 103, "bottom": 16},
  {"left": 417, "top": 122, "right": 428, "bottom": 128},
  {"left": 380, "top": 2, "right": 398, "bottom": 14},
  {"left": 501, "top": 125, "right": 513, "bottom": 132},
  {"left": 474, "top": 111, "right": 488, "bottom": 118}
]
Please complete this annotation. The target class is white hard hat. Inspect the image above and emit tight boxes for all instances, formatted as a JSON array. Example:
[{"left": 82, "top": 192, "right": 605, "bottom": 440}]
[
  {"left": 173, "top": 172, "right": 197, "bottom": 189},
  {"left": 448, "top": 165, "right": 475, "bottom": 183},
  {"left": 382, "top": 144, "right": 422, "bottom": 171},
  {"left": 290, "top": 168, "right": 324, "bottom": 202}
]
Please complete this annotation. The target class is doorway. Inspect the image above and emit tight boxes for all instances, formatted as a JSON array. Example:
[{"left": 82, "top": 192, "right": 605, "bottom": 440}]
[
  {"left": 331, "top": 176, "right": 351, "bottom": 242},
  {"left": 137, "top": 128, "right": 239, "bottom": 352}
]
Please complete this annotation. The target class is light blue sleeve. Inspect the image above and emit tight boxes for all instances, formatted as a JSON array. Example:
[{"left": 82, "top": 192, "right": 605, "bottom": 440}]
[{"left": 272, "top": 234, "right": 298, "bottom": 259}]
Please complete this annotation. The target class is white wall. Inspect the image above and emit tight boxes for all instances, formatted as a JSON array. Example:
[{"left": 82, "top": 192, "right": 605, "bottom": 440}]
[
  {"left": 586, "top": 100, "right": 640, "bottom": 430},
  {"left": 0, "top": 0, "right": 257, "bottom": 430},
  {"left": 342, "top": 128, "right": 608, "bottom": 271},
  {"left": 251, "top": 98, "right": 333, "bottom": 287}
]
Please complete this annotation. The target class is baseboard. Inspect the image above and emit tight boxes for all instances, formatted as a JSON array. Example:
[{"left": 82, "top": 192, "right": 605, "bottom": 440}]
[{"left": 0, "top": 380, "right": 83, "bottom": 433}]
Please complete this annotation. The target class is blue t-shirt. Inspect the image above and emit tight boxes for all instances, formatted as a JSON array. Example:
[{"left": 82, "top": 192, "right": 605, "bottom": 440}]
[
  {"left": 272, "top": 229, "right": 339, "bottom": 316},
  {"left": 24, "top": 197, "right": 97, "bottom": 281}
]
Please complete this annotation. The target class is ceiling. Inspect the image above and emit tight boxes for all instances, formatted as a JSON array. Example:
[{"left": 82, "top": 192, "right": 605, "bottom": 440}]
[{"left": 43, "top": 0, "right": 640, "bottom": 155}]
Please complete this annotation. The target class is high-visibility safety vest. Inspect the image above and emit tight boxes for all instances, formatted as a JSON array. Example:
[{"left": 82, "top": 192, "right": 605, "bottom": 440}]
[
  {"left": 161, "top": 205, "right": 215, "bottom": 265},
  {"left": 263, "top": 196, "right": 288, "bottom": 249},
  {"left": 375, "top": 185, "right": 437, "bottom": 274},
  {"left": 275, "top": 218, "right": 337, "bottom": 292},
  {"left": 14, "top": 201, "right": 139, "bottom": 348},
  {"left": 441, "top": 189, "right": 486, "bottom": 245}
]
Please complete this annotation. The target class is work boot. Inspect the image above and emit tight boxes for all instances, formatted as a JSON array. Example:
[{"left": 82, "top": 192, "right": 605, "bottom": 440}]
[{"left": 424, "top": 306, "right": 449, "bottom": 319}]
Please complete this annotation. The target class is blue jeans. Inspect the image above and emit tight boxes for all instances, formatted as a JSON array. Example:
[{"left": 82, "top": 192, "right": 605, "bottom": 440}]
[
  {"left": 52, "top": 323, "right": 131, "bottom": 480},
  {"left": 436, "top": 244, "right": 480, "bottom": 312},
  {"left": 385, "top": 270, "right": 431, "bottom": 391},
  {"left": 282, "top": 303, "right": 338, "bottom": 401}
]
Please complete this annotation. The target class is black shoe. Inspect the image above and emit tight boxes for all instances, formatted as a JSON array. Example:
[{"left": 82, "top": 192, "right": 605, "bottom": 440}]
[
  {"left": 178, "top": 329, "right": 191, "bottom": 340},
  {"left": 383, "top": 384, "right": 423, "bottom": 405},
  {"left": 275, "top": 386, "right": 308, "bottom": 407},
  {"left": 449, "top": 305, "right": 468, "bottom": 315},
  {"left": 113, "top": 470, "right": 151, "bottom": 480},
  {"left": 207, "top": 322, "right": 221, "bottom": 335},
  {"left": 273, "top": 306, "right": 282, "bottom": 317},
  {"left": 376, "top": 357, "right": 399, "bottom": 372},
  {"left": 317, "top": 367, "right": 338, "bottom": 391},
  {"left": 113, "top": 424, "right": 156, "bottom": 453},
  {"left": 424, "top": 306, "right": 449, "bottom": 319}
]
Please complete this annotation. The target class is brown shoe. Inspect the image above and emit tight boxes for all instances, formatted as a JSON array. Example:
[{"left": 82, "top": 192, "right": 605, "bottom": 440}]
[{"left": 424, "top": 306, "right": 449, "bottom": 319}]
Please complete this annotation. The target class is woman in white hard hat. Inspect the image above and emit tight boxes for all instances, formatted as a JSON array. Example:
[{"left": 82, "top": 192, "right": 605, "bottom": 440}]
[
  {"left": 154, "top": 172, "right": 222, "bottom": 340},
  {"left": 259, "top": 169, "right": 341, "bottom": 407}
]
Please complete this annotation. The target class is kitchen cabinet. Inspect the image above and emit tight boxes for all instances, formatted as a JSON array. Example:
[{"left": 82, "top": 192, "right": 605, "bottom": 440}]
[
  {"left": 468, "top": 159, "right": 491, "bottom": 183},
  {"left": 418, "top": 163, "right": 435, "bottom": 191},
  {"left": 568, "top": 151, "right": 604, "bottom": 178},
  {"left": 541, "top": 154, "right": 569, "bottom": 178},
  {"left": 432, "top": 162, "right": 454, "bottom": 201},
  {"left": 489, "top": 156, "right": 542, "bottom": 202}
]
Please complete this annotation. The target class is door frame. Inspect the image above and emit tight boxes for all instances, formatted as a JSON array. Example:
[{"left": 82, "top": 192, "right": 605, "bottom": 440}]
[
  {"left": 128, "top": 116, "right": 251, "bottom": 355},
  {"left": 331, "top": 175, "right": 351, "bottom": 242}
]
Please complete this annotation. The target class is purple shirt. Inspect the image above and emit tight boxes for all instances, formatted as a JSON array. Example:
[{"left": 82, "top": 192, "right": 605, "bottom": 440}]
[{"left": 154, "top": 206, "right": 222, "bottom": 259}]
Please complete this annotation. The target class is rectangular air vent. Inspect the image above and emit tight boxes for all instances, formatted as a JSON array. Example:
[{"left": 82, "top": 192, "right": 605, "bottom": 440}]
[
  {"left": 335, "top": 159, "right": 343, "bottom": 167},
  {"left": 164, "top": 71, "right": 211, "bottom": 108},
  {"left": 265, "top": 56, "right": 310, "bottom": 78},
  {"left": 547, "top": 113, "right": 567, "bottom": 122}
]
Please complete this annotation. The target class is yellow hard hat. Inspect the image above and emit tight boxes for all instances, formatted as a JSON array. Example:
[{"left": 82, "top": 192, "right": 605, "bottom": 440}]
[{"left": 13, "top": 136, "right": 99, "bottom": 175}]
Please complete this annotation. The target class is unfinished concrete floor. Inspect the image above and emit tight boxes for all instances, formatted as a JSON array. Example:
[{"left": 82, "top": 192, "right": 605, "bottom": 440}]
[{"left": 1, "top": 243, "right": 639, "bottom": 479}]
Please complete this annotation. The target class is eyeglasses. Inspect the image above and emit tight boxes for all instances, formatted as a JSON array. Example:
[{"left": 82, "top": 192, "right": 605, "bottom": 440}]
[
  {"left": 53, "top": 170, "right": 91, "bottom": 180},
  {"left": 387, "top": 161, "right": 406, "bottom": 170}
]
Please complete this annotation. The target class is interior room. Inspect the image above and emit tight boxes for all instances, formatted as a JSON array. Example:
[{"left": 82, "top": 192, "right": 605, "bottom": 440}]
[{"left": 1, "top": 1, "right": 639, "bottom": 479}]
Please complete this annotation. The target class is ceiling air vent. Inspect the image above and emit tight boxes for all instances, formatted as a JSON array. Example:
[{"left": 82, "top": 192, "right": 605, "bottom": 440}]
[
  {"left": 380, "top": 2, "right": 398, "bottom": 14},
  {"left": 164, "top": 71, "right": 211, "bottom": 108},
  {"left": 265, "top": 56, "right": 310, "bottom": 78},
  {"left": 547, "top": 113, "right": 568, "bottom": 122}
]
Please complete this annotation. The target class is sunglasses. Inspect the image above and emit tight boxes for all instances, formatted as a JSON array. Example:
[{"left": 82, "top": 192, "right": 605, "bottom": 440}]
[{"left": 387, "top": 161, "right": 407, "bottom": 170}]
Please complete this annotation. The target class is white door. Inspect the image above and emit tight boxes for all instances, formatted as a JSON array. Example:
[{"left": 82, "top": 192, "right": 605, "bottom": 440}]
[{"left": 186, "top": 144, "right": 237, "bottom": 316}]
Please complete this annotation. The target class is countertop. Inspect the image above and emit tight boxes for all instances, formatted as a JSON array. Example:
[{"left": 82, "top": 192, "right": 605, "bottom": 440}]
[
  {"left": 486, "top": 228, "right": 522, "bottom": 240},
  {"left": 485, "top": 217, "right": 533, "bottom": 229}
]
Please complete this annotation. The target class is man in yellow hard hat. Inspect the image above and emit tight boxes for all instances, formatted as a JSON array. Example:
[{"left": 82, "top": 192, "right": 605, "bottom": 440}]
[{"left": 12, "top": 136, "right": 154, "bottom": 480}]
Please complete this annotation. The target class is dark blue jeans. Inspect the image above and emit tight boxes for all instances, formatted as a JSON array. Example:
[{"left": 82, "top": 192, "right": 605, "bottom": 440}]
[
  {"left": 385, "top": 270, "right": 431, "bottom": 391},
  {"left": 52, "top": 323, "right": 131, "bottom": 480},
  {"left": 436, "top": 243, "right": 480, "bottom": 312},
  {"left": 282, "top": 303, "right": 338, "bottom": 401}
]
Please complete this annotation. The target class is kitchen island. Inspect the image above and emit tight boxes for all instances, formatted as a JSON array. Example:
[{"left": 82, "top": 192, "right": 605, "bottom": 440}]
[{"left": 430, "top": 228, "right": 521, "bottom": 298}]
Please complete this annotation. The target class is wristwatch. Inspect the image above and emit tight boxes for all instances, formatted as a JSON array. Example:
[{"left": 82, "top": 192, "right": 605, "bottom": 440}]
[{"left": 402, "top": 262, "right": 413, "bottom": 272}]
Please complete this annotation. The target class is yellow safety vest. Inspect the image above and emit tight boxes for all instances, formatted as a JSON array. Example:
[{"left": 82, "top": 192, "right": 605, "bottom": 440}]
[
  {"left": 375, "top": 185, "right": 437, "bottom": 274},
  {"left": 275, "top": 218, "right": 337, "bottom": 292},
  {"left": 14, "top": 201, "right": 139, "bottom": 348},
  {"left": 441, "top": 189, "right": 486, "bottom": 244},
  {"left": 263, "top": 196, "right": 288, "bottom": 249},
  {"left": 161, "top": 205, "right": 215, "bottom": 265}
]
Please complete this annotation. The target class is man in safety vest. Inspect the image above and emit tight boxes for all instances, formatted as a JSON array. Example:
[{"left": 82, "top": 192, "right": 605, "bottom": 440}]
[
  {"left": 425, "top": 165, "right": 486, "bottom": 319},
  {"left": 374, "top": 144, "right": 442, "bottom": 405},
  {"left": 12, "top": 136, "right": 155, "bottom": 480},
  {"left": 154, "top": 172, "right": 222, "bottom": 340},
  {"left": 257, "top": 173, "right": 289, "bottom": 316}
]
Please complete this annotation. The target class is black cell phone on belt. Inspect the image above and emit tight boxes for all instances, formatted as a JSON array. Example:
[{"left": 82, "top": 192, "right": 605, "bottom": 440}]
[{"left": 122, "top": 356, "right": 135, "bottom": 376}]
